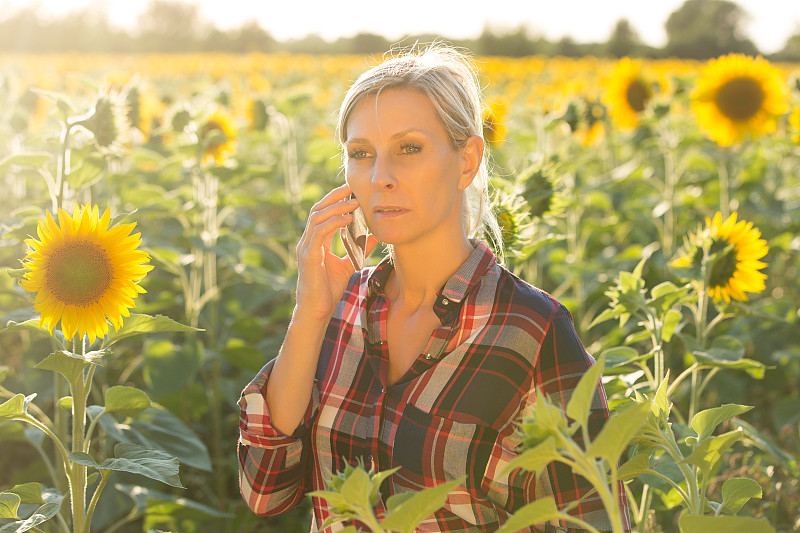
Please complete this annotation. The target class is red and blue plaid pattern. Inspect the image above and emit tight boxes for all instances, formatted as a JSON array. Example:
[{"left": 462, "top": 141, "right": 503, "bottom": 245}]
[{"left": 239, "top": 240, "right": 629, "bottom": 532}]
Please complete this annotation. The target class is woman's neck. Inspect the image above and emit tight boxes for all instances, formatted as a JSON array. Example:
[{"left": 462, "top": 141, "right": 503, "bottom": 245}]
[{"left": 386, "top": 234, "right": 474, "bottom": 312}]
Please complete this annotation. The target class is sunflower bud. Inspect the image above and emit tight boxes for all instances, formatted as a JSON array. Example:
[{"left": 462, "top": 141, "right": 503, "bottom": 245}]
[
  {"left": 73, "top": 87, "right": 130, "bottom": 150},
  {"left": 249, "top": 98, "right": 269, "bottom": 131}
]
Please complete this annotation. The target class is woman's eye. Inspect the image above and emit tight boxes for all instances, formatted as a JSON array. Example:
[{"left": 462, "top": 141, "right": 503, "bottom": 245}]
[
  {"left": 400, "top": 143, "right": 421, "bottom": 154},
  {"left": 348, "top": 149, "right": 369, "bottom": 160}
]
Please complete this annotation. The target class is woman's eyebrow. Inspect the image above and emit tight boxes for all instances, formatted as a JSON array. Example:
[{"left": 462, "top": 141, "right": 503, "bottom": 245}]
[{"left": 346, "top": 129, "right": 429, "bottom": 145}]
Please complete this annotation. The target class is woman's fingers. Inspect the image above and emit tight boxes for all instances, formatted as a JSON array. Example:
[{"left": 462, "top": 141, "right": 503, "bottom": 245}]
[
  {"left": 308, "top": 183, "right": 352, "bottom": 216},
  {"left": 298, "top": 189, "right": 358, "bottom": 252}
]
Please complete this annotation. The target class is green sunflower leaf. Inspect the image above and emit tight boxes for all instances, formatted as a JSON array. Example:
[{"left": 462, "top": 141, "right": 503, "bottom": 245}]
[
  {"left": 104, "top": 314, "right": 201, "bottom": 348},
  {"left": 0, "top": 394, "right": 36, "bottom": 419},
  {"left": 103, "top": 386, "right": 151, "bottom": 418},
  {"left": 678, "top": 514, "right": 774, "bottom": 533},
  {"left": 69, "top": 442, "right": 184, "bottom": 488},
  {"left": 379, "top": 477, "right": 464, "bottom": 533}
]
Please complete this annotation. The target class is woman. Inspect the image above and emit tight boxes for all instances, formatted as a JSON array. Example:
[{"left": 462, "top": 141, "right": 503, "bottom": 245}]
[{"left": 238, "top": 44, "right": 627, "bottom": 532}]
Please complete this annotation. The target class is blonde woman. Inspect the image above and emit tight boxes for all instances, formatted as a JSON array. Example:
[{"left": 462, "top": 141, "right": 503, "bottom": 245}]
[{"left": 238, "top": 44, "right": 627, "bottom": 532}]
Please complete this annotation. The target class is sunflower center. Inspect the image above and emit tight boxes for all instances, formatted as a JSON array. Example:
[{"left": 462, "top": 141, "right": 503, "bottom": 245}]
[
  {"left": 715, "top": 77, "right": 764, "bottom": 121},
  {"left": 46, "top": 240, "right": 112, "bottom": 306},
  {"left": 707, "top": 238, "right": 738, "bottom": 288},
  {"left": 626, "top": 79, "right": 650, "bottom": 112}
]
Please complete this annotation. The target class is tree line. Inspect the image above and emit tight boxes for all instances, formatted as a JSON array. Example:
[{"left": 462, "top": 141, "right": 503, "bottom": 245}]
[{"left": 1, "top": 0, "right": 799, "bottom": 61}]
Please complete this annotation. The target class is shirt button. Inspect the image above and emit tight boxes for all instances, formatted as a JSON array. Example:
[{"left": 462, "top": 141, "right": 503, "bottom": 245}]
[
  {"left": 380, "top": 388, "right": 385, "bottom": 394},
  {"left": 441, "top": 298, "right": 449, "bottom": 305},
  {"left": 424, "top": 353, "right": 433, "bottom": 360}
]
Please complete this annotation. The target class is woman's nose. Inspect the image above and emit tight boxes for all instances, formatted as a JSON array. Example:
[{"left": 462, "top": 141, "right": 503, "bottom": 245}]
[{"left": 370, "top": 154, "right": 397, "bottom": 190}]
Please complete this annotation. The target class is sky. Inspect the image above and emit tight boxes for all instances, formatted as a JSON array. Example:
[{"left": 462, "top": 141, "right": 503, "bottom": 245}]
[{"left": 2, "top": 0, "right": 799, "bottom": 53}]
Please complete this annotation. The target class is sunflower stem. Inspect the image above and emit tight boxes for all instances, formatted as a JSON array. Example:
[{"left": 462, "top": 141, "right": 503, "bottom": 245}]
[
  {"left": 68, "top": 337, "right": 88, "bottom": 533},
  {"left": 718, "top": 148, "right": 731, "bottom": 219},
  {"left": 55, "top": 123, "right": 73, "bottom": 211},
  {"left": 660, "top": 128, "right": 680, "bottom": 258}
]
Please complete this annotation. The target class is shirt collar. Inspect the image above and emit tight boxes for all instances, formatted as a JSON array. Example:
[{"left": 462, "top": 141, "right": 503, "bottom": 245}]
[{"left": 366, "top": 239, "right": 497, "bottom": 306}]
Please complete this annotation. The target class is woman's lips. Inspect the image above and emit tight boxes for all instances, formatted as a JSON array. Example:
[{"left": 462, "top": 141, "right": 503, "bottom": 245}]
[{"left": 373, "top": 206, "right": 408, "bottom": 218}]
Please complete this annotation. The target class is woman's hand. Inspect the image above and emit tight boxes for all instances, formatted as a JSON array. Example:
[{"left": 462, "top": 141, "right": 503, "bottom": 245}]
[{"left": 294, "top": 184, "right": 378, "bottom": 321}]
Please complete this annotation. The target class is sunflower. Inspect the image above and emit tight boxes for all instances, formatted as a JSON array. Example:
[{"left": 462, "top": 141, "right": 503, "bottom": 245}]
[
  {"left": 789, "top": 107, "right": 800, "bottom": 144},
  {"left": 691, "top": 54, "right": 788, "bottom": 147},
  {"left": 200, "top": 107, "right": 236, "bottom": 164},
  {"left": 673, "top": 212, "right": 768, "bottom": 303},
  {"left": 603, "top": 57, "right": 653, "bottom": 129},
  {"left": 20, "top": 204, "right": 153, "bottom": 344},
  {"left": 558, "top": 97, "right": 606, "bottom": 146},
  {"left": 73, "top": 86, "right": 131, "bottom": 151},
  {"left": 482, "top": 101, "right": 506, "bottom": 144}
]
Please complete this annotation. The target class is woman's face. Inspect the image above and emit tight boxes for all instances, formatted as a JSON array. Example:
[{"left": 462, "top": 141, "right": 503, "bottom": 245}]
[{"left": 343, "top": 87, "right": 481, "bottom": 248}]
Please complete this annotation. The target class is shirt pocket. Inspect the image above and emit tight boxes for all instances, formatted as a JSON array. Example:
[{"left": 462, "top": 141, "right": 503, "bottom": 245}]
[{"left": 390, "top": 403, "right": 498, "bottom": 493}]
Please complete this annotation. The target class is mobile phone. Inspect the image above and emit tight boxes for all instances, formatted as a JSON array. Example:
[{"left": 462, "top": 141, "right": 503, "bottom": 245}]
[{"left": 341, "top": 194, "right": 368, "bottom": 270}]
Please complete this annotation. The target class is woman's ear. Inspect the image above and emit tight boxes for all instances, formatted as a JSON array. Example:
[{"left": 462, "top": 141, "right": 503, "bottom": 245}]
[{"left": 458, "top": 135, "right": 484, "bottom": 191}]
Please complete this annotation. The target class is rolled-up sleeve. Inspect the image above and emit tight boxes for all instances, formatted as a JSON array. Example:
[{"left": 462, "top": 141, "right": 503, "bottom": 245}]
[{"left": 238, "top": 358, "right": 320, "bottom": 516}]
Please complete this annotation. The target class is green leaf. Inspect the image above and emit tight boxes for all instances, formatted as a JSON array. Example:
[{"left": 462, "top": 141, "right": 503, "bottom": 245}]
[
  {"left": 57, "top": 396, "right": 73, "bottom": 411},
  {"left": 693, "top": 355, "right": 766, "bottom": 379},
  {"left": 649, "top": 281, "right": 690, "bottom": 312},
  {"left": 0, "top": 394, "right": 36, "bottom": 419},
  {"left": 693, "top": 335, "right": 745, "bottom": 362},
  {"left": 503, "top": 437, "right": 562, "bottom": 478},
  {"left": 104, "top": 314, "right": 201, "bottom": 348},
  {"left": 733, "top": 419, "right": 799, "bottom": 476},
  {"left": 653, "top": 372, "right": 670, "bottom": 419},
  {"left": 587, "top": 402, "right": 650, "bottom": 465},
  {"left": 719, "top": 477, "right": 762, "bottom": 515},
  {"left": 662, "top": 308, "right": 683, "bottom": 342},
  {"left": 617, "top": 454, "right": 652, "bottom": 481},
  {"left": 339, "top": 467, "right": 371, "bottom": 509},
  {"left": 5, "top": 483, "right": 44, "bottom": 505},
  {"left": 682, "top": 429, "right": 743, "bottom": 480},
  {"left": 494, "top": 497, "right": 568, "bottom": 533},
  {"left": 678, "top": 514, "right": 775, "bottom": 533},
  {"left": 600, "top": 346, "right": 639, "bottom": 368},
  {"left": 115, "top": 484, "right": 233, "bottom": 518},
  {"left": 691, "top": 404, "right": 753, "bottom": 443},
  {"left": 34, "top": 351, "right": 90, "bottom": 383},
  {"left": 69, "top": 442, "right": 184, "bottom": 488},
  {"left": 2, "top": 268, "right": 27, "bottom": 281},
  {"left": 0, "top": 153, "right": 51, "bottom": 175},
  {"left": 103, "top": 386, "right": 151, "bottom": 417},
  {"left": 385, "top": 491, "right": 415, "bottom": 511},
  {"left": 588, "top": 307, "right": 621, "bottom": 328},
  {"left": 96, "top": 406, "right": 211, "bottom": 471},
  {"left": 1, "top": 320, "right": 53, "bottom": 339},
  {"left": 0, "top": 488, "right": 64, "bottom": 533},
  {"left": 0, "top": 493, "right": 20, "bottom": 519},
  {"left": 566, "top": 354, "right": 605, "bottom": 428},
  {"left": 379, "top": 477, "right": 464, "bottom": 533}
]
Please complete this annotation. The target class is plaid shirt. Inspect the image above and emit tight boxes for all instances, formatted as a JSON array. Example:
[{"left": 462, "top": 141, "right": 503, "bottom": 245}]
[{"left": 238, "top": 240, "right": 629, "bottom": 532}]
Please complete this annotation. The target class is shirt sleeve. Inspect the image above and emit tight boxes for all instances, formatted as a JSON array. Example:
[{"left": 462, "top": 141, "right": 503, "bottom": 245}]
[
  {"left": 237, "top": 357, "right": 320, "bottom": 516},
  {"left": 503, "top": 303, "right": 630, "bottom": 532}
]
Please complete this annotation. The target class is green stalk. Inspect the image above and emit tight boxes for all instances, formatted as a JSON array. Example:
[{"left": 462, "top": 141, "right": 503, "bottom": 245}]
[
  {"left": 558, "top": 434, "right": 625, "bottom": 533},
  {"left": 662, "top": 142, "right": 678, "bottom": 258},
  {"left": 55, "top": 122, "right": 72, "bottom": 211},
  {"left": 83, "top": 470, "right": 111, "bottom": 533},
  {"left": 69, "top": 338, "right": 89, "bottom": 533},
  {"left": 718, "top": 149, "right": 731, "bottom": 219},
  {"left": 663, "top": 425, "right": 701, "bottom": 515}
]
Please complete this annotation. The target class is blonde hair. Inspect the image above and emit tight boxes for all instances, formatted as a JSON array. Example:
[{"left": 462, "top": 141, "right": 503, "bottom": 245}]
[{"left": 336, "top": 43, "right": 503, "bottom": 259}]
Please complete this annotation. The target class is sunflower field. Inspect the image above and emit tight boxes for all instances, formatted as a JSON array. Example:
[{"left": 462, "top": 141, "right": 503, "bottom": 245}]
[{"left": 0, "top": 51, "right": 799, "bottom": 533}]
